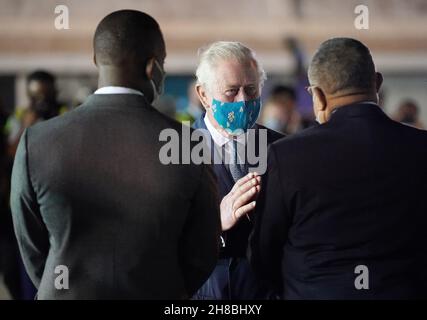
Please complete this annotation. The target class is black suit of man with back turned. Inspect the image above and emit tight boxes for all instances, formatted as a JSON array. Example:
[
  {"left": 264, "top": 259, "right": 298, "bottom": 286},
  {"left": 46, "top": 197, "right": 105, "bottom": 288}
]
[
  {"left": 250, "top": 38, "right": 427, "bottom": 299},
  {"left": 10, "top": 10, "right": 221, "bottom": 299}
]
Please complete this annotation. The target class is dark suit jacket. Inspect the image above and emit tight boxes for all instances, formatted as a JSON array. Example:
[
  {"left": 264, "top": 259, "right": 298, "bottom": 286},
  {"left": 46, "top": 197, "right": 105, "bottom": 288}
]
[
  {"left": 10, "top": 93, "right": 221, "bottom": 299},
  {"left": 250, "top": 103, "right": 427, "bottom": 299},
  {"left": 193, "top": 115, "right": 283, "bottom": 258}
]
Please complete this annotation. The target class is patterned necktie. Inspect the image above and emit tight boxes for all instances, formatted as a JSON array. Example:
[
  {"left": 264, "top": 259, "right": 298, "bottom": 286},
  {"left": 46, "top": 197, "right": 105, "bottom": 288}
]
[{"left": 229, "top": 139, "right": 247, "bottom": 182}]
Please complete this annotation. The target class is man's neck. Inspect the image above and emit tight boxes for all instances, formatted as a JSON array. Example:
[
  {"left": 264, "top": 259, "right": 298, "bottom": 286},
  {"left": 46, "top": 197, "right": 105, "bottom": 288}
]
[
  {"left": 97, "top": 66, "right": 153, "bottom": 101},
  {"left": 328, "top": 92, "right": 378, "bottom": 113},
  {"left": 98, "top": 76, "right": 139, "bottom": 92}
]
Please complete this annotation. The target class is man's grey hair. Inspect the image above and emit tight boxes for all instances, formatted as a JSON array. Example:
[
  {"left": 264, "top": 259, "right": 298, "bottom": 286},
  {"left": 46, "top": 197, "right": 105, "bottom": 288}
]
[
  {"left": 308, "top": 37, "right": 376, "bottom": 94},
  {"left": 195, "top": 41, "right": 267, "bottom": 92}
]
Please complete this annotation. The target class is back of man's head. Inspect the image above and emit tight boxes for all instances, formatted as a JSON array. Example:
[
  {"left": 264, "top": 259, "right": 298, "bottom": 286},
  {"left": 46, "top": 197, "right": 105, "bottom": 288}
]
[
  {"left": 93, "top": 10, "right": 164, "bottom": 67},
  {"left": 308, "top": 38, "right": 376, "bottom": 95}
]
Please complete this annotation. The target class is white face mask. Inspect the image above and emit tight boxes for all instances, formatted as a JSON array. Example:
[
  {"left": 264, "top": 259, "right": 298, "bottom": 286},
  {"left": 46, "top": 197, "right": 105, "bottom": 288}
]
[
  {"left": 150, "top": 79, "right": 160, "bottom": 104},
  {"left": 150, "top": 60, "right": 165, "bottom": 104}
]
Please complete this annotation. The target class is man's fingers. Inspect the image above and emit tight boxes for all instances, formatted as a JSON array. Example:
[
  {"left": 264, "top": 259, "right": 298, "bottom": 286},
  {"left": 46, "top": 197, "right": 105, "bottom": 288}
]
[
  {"left": 233, "top": 185, "right": 260, "bottom": 210},
  {"left": 231, "top": 175, "right": 261, "bottom": 200},
  {"left": 233, "top": 201, "right": 256, "bottom": 222},
  {"left": 231, "top": 172, "right": 257, "bottom": 193}
]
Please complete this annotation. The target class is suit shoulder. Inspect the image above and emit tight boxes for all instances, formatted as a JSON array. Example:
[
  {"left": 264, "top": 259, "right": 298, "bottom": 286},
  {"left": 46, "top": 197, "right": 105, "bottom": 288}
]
[
  {"left": 395, "top": 121, "right": 427, "bottom": 149},
  {"left": 393, "top": 119, "right": 427, "bottom": 136},
  {"left": 29, "top": 102, "right": 186, "bottom": 137},
  {"left": 149, "top": 107, "right": 186, "bottom": 132},
  {"left": 271, "top": 124, "right": 320, "bottom": 149},
  {"left": 27, "top": 107, "right": 81, "bottom": 137},
  {"left": 256, "top": 124, "right": 285, "bottom": 143}
]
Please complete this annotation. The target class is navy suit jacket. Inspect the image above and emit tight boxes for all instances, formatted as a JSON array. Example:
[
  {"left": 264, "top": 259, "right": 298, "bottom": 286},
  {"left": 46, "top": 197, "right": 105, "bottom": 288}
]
[{"left": 250, "top": 103, "right": 427, "bottom": 299}]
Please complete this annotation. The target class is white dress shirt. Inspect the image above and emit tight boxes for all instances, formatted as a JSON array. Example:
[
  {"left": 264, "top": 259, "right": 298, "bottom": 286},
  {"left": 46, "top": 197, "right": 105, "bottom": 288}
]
[
  {"left": 94, "top": 86, "right": 144, "bottom": 96},
  {"left": 204, "top": 113, "right": 247, "bottom": 165}
]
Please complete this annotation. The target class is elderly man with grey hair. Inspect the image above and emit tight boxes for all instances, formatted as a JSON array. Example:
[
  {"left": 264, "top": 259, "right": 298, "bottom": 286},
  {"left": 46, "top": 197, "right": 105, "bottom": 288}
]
[{"left": 192, "top": 41, "right": 283, "bottom": 299}]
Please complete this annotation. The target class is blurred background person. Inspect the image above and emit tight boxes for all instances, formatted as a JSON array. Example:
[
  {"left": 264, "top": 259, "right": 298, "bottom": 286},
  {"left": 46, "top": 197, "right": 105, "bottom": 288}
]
[
  {"left": 260, "top": 85, "right": 302, "bottom": 135},
  {"left": 393, "top": 99, "right": 425, "bottom": 129},
  {"left": 0, "top": 97, "right": 8, "bottom": 274},
  {"left": 283, "top": 37, "right": 317, "bottom": 129},
  {"left": 0, "top": 97, "right": 10, "bottom": 299},
  {"left": 1, "top": 96, "right": 28, "bottom": 300},
  {"left": 5, "top": 70, "right": 68, "bottom": 157},
  {"left": 2, "top": 70, "right": 69, "bottom": 300},
  {"left": 0, "top": 97, "right": 17, "bottom": 300}
]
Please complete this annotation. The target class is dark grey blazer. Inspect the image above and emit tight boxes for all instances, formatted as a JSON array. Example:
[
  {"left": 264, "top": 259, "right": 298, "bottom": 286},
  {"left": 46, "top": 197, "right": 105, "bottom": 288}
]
[{"left": 10, "top": 93, "right": 221, "bottom": 299}]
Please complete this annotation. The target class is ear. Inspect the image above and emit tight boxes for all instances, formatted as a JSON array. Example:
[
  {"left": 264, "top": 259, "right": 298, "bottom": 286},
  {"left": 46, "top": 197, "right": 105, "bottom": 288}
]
[
  {"left": 313, "top": 86, "right": 327, "bottom": 111},
  {"left": 145, "top": 58, "right": 155, "bottom": 80},
  {"left": 196, "top": 84, "right": 210, "bottom": 111},
  {"left": 375, "top": 72, "right": 383, "bottom": 92}
]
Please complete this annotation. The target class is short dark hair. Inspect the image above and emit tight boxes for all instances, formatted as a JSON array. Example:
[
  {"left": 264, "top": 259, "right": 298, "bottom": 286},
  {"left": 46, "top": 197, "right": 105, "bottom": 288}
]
[
  {"left": 271, "top": 85, "right": 296, "bottom": 101},
  {"left": 27, "top": 70, "right": 56, "bottom": 85},
  {"left": 308, "top": 38, "right": 376, "bottom": 94},
  {"left": 93, "top": 10, "right": 164, "bottom": 66}
]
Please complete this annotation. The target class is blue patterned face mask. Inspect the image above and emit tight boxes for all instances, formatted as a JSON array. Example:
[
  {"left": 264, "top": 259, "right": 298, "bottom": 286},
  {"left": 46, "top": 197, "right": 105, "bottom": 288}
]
[{"left": 211, "top": 97, "right": 261, "bottom": 135}]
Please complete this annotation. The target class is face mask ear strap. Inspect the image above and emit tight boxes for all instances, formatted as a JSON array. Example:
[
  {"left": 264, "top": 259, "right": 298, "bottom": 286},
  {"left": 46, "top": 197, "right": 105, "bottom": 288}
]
[
  {"left": 154, "top": 60, "right": 164, "bottom": 75},
  {"left": 153, "top": 60, "right": 165, "bottom": 95},
  {"left": 152, "top": 60, "right": 165, "bottom": 84}
]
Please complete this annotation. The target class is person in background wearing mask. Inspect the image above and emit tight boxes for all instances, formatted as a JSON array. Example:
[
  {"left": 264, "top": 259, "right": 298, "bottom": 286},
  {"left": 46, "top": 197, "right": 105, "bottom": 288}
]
[
  {"left": 393, "top": 99, "right": 425, "bottom": 129},
  {"left": 10, "top": 10, "right": 220, "bottom": 299},
  {"left": 249, "top": 37, "right": 427, "bottom": 299},
  {"left": 192, "top": 41, "right": 283, "bottom": 300},
  {"left": 5, "top": 71, "right": 68, "bottom": 158},
  {"left": 260, "top": 85, "right": 302, "bottom": 135}
]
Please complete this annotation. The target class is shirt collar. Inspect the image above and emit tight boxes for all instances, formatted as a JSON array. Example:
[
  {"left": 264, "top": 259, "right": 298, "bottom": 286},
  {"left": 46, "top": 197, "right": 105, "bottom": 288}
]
[
  {"left": 94, "top": 86, "right": 144, "bottom": 96},
  {"left": 204, "top": 113, "right": 247, "bottom": 147},
  {"left": 358, "top": 101, "right": 378, "bottom": 106},
  {"left": 331, "top": 101, "right": 379, "bottom": 115}
]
